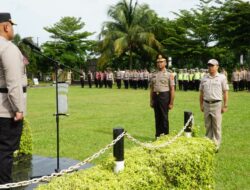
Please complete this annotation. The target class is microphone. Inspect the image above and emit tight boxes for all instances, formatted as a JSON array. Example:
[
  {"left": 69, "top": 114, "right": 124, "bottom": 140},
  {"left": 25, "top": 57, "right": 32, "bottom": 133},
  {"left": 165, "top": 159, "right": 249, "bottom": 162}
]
[{"left": 22, "top": 38, "right": 41, "bottom": 52}]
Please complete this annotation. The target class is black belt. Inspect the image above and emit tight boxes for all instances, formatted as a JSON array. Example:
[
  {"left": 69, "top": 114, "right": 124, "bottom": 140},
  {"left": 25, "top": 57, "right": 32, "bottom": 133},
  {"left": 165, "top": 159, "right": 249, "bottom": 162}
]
[
  {"left": 0, "top": 87, "right": 27, "bottom": 93},
  {"left": 204, "top": 100, "right": 221, "bottom": 104},
  {"left": 153, "top": 91, "right": 168, "bottom": 95}
]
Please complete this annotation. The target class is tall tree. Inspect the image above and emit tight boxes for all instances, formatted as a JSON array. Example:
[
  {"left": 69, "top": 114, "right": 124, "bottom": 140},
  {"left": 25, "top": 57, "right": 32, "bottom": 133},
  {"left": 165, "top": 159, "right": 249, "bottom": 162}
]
[
  {"left": 99, "top": 0, "right": 162, "bottom": 69},
  {"left": 214, "top": 0, "right": 250, "bottom": 59},
  {"left": 43, "top": 17, "right": 94, "bottom": 70},
  {"left": 162, "top": 0, "right": 219, "bottom": 68}
]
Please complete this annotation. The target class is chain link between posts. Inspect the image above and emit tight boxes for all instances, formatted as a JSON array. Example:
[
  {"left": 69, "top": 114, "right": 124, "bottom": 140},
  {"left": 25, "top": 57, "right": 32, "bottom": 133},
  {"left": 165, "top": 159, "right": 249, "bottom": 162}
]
[
  {"left": 0, "top": 115, "right": 193, "bottom": 189},
  {"left": 0, "top": 131, "right": 126, "bottom": 189},
  {"left": 125, "top": 115, "right": 194, "bottom": 149}
]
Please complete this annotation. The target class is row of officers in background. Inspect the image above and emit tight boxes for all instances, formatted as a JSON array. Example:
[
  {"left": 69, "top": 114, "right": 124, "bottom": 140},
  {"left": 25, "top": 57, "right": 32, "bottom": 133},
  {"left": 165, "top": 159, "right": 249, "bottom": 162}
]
[
  {"left": 80, "top": 69, "right": 150, "bottom": 90},
  {"left": 78, "top": 67, "right": 250, "bottom": 92},
  {"left": 175, "top": 68, "right": 209, "bottom": 91},
  {"left": 231, "top": 67, "right": 250, "bottom": 92}
]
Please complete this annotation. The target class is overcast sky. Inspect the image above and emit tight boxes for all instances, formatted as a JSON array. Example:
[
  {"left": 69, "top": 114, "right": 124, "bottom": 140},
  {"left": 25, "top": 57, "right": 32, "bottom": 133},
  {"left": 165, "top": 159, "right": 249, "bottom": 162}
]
[{"left": 2, "top": 0, "right": 203, "bottom": 44}]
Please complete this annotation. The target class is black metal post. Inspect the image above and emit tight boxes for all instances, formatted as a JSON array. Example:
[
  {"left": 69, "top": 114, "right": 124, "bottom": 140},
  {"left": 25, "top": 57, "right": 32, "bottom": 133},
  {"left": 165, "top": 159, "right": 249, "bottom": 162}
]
[
  {"left": 184, "top": 111, "right": 193, "bottom": 133},
  {"left": 113, "top": 128, "right": 124, "bottom": 161},
  {"left": 55, "top": 63, "right": 60, "bottom": 172},
  {"left": 26, "top": 49, "right": 67, "bottom": 173}
]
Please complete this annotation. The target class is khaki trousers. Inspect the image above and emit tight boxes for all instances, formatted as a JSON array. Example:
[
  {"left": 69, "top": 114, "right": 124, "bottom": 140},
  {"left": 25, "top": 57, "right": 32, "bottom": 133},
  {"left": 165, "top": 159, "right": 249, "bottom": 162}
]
[{"left": 203, "top": 101, "right": 222, "bottom": 148}]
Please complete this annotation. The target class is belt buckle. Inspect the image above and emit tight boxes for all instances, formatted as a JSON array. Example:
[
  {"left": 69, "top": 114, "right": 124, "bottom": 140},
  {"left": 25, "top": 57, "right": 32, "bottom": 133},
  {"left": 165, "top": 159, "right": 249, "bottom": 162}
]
[{"left": 156, "top": 92, "right": 159, "bottom": 95}]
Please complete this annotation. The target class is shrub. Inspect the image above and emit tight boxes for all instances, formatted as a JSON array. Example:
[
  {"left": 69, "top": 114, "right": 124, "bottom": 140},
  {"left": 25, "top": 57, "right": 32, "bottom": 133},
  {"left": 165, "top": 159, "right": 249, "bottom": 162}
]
[
  {"left": 14, "top": 119, "right": 32, "bottom": 157},
  {"left": 38, "top": 136, "right": 215, "bottom": 190}
]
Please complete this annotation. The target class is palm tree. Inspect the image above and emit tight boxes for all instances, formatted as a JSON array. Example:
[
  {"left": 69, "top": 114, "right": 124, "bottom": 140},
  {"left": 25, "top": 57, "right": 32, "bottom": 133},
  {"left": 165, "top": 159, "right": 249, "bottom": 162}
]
[{"left": 99, "top": 0, "right": 162, "bottom": 69}]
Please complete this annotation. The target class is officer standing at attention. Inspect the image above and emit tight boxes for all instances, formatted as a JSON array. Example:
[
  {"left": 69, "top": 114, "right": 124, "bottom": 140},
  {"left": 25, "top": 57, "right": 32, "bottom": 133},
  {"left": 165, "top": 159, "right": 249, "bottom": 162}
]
[
  {"left": 116, "top": 69, "right": 122, "bottom": 89},
  {"left": 0, "top": 13, "right": 27, "bottom": 184},
  {"left": 150, "top": 54, "right": 175, "bottom": 138},
  {"left": 199, "top": 59, "right": 229, "bottom": 152},
  {"left": 177, "top": 69, "right": 183, "bottom": 90},
  {"left": 79, "top": 69, "right": 85, "bottom": 88},
  {"left": 183, "top": 68, "right": 189, "bottom": 91},
  {"left": 123, "top": 70, "right": 129, "bottom": 89},
  {"left": 194, "top": 68, "right": 201, "bottom": 91},
  {"left": 87, "top": 70, "right": 93, "bottom": 88}
]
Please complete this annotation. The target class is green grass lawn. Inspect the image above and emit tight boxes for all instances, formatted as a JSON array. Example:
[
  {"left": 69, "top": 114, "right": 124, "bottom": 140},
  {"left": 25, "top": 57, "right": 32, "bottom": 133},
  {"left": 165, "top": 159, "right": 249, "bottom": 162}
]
[{"left": 26, "top": 85, "right": 250, "bottom": 190}]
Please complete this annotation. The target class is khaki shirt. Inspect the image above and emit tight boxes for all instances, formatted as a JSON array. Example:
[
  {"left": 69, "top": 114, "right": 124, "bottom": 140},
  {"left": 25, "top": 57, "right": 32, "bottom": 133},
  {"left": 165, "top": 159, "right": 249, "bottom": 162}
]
[
  {"left": 150, "top": 69, "right": 175, "bottom": 92},
  {"left": 143, "top": 71, "right": 149, "bottom": 80},
  {"left": 133, "top": 72, "right": 139, "bottom": 81},
  {"left": 116, "top": 71, "right": 122, "bottom": 79},
  {"left": 199, "top": 73, "right": 229, "bottom": 101},
  {"left": 247, "top": 71, "right": 250, "bottom": 82},
  {"left": 0, "top": 36, "right": 27, "bottom": 118},
  {"left": 123, "top": 72, "right": 129, "bottom": 80},
  {"left": 231, "top": 71, "right": 239, "bottom": 82},
  {"left": 107, "top": 72, "right": 113, "bottom": 81},
  {"left": 239, "top": 71, "right": 245, "bottom": 80}
]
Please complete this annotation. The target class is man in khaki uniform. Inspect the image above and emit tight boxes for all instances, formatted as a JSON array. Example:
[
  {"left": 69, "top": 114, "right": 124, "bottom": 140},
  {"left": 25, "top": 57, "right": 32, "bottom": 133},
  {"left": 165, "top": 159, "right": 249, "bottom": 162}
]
[
  {"left": 107, "top": 69, "right": 114, "bottom": 88},
  {"left": 199, "top": 59, "right": 229, "bottom": 152},
  {"left": 116, "top": 69, "right": 122, "bottom": 89},
  {"left": 231, "top": 68, "right": 239, "bottom": 92},
  {"left": 0, "top": 13, "right": 27, "bottom": 184},
  {"left": 123, "top": 70, "right": 129, "bottom": 89},
  {"left": 150, "top": 55, "right": 175, "bottom": 138},
  {"left": 247, "top": 68, "right": 250, "bottom": 92},
  {"left": 177, "top": 69, "right": 183, "bottom": 90},
  {"left": 194, "top": 68, "right": 201, "bottom": 91}
]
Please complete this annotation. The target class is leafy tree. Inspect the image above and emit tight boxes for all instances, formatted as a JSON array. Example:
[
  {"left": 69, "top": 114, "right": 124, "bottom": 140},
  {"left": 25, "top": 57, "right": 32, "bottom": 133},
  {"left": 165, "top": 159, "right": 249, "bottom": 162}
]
[
  {"left": 161, "top": 0, "right": 221, "bottom": 68},
  {"left": 43, "top": 17, "right": 94, "bottom": 70},
  {"left": 214, "top": 0, "right": 250, "bottom": 65},
  {"left": 99, "top": 0, "right": 162, "bottom": 69}
]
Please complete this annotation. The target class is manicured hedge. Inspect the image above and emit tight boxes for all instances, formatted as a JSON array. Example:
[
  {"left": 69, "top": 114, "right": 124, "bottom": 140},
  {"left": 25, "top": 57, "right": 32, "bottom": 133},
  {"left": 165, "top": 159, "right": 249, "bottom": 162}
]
[
  {"left": 14, "top": 119, "right": 32, "bottom": 157},
  {"left": 38, "top": 136, "right": 215, "bottom": 190}
]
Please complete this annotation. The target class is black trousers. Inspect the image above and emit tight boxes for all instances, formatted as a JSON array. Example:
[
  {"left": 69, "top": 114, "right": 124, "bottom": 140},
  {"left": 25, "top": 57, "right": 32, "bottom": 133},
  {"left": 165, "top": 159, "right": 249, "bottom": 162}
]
[
  {"left": 183, "top": 81, "right": 189, "bottom": 91},
  {"left": 153, "top": 92, "right": 170, "bottom": 137},
  {"left": 0, "top": 118, "right": 23, "bottom": 184},
  {"left": 103, "top": 79, "right": 107, "bottom": 88},
  {"left": 116, "top": 79, "right": 121, "bottom": 89},
  {"left": 194, "top": 80, "right": 200, "bottom": 91},
  {"left": 107, "top": 80, "right": 113, "bottom": 88},
  {"left": 124, "top": 80, "right": 129, "bottom": 89},
  {"left": 99, "top": 80, "right": 103, "bottom": 88},
  {"left": 239, "top": 80, "right": 244, "bottom": 91},
  {"left": 88, "top": 79, "right": 92, "bottom": 88},
  {"left": 80, "top": 78, "right": 84, "bottom": 88},
  {"left": 133, "top": 81, "right": 138, "bottom": 89},
  {"left": 178, "top": 80, "right": 183, "bottom": 90},
  {"left": 129, "top": 80, "right": 133, "bottom": 88},
  {"left": 233, "top": 81, "right": 239, "bottom": 92},
  {"left": 143, "top": 80, "right": 148, "bottom": 90}
]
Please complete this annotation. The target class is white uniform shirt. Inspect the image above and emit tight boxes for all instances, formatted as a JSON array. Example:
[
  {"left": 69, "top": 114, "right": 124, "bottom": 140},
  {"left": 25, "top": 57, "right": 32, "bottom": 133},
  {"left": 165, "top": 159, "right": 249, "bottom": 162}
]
[{"left": 0, "top": 36, "right": 27, "bottom": 117}]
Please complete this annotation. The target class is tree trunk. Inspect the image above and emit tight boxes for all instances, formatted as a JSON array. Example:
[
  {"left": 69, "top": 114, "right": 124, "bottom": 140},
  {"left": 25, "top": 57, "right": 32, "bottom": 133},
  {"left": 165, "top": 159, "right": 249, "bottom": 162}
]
[{"left": 129, "top": 49, "right": 133, "bottom": 70}]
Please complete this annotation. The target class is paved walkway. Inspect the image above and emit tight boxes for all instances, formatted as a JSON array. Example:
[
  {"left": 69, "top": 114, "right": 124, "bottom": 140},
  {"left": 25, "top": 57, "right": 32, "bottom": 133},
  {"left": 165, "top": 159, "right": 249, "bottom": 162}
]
[{"left": 12, "top": 155, "right": 92, "bottom": 190}]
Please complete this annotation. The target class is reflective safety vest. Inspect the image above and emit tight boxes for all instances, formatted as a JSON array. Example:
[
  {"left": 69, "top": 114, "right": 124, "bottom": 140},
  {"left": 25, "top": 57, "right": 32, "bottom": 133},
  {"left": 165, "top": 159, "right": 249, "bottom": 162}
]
[
  {"left": 189, "top": 74, "right": 194, "bottom": 81},
  {"left": 194, "top": 72, "right": 201, "bottom": 80},
  {"left": 200, "top": 72, "right": 205, "bottom": 79},
  {"left": 183, "top": 73, "right": 189, "bottom": 81},
  {"left": 178, "top": 73, "right": 183, "bottom": 80}
]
